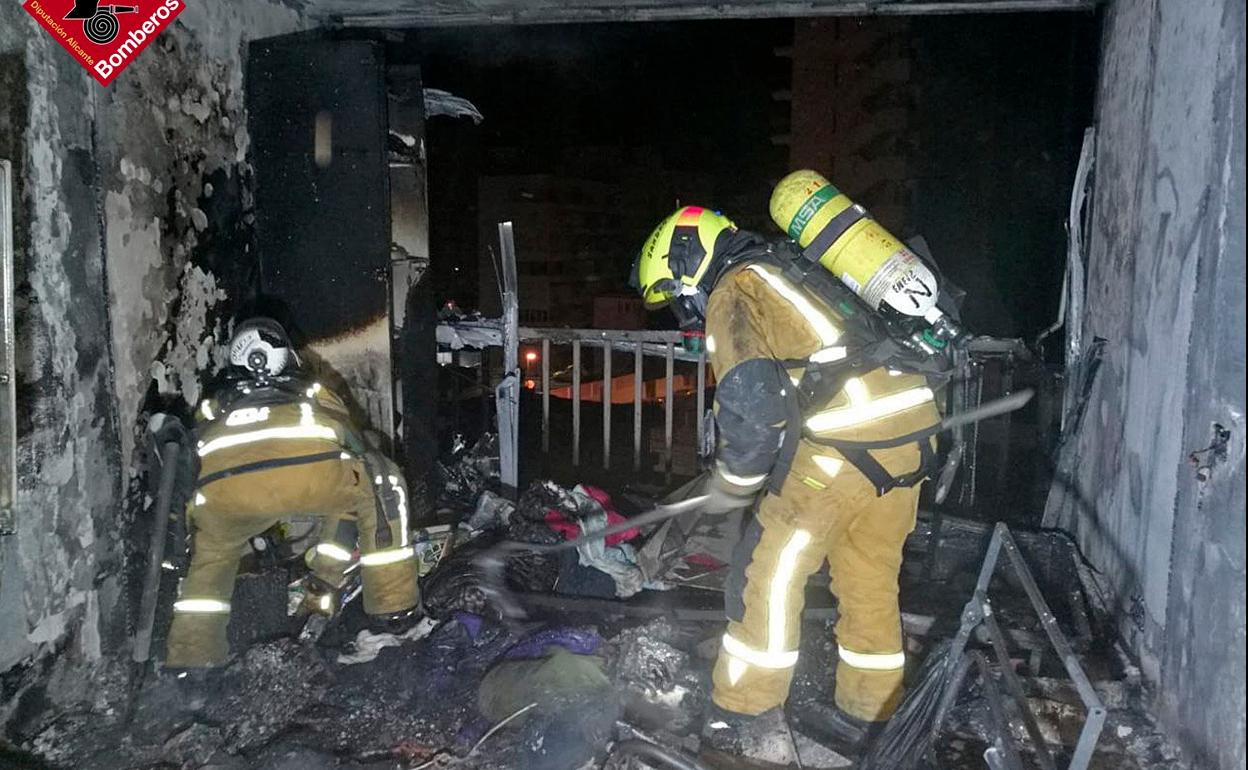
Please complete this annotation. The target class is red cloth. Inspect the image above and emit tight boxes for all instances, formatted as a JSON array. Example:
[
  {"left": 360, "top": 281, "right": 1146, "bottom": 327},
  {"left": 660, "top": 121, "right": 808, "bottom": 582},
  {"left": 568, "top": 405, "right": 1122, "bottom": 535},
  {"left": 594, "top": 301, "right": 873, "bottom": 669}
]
[
  {"left": 544, "top": 485, "right": 641, "bottom": 546},
  {"left": 683, "top": 553, "right": 726, "bottom": 569}
]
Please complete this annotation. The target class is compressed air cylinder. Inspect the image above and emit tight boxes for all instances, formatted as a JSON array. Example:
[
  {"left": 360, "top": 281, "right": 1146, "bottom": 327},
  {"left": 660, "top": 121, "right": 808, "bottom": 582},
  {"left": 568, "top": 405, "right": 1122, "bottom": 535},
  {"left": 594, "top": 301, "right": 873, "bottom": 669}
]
[{"left": 770, "top": 170, "right": 942, "bottom": 320}]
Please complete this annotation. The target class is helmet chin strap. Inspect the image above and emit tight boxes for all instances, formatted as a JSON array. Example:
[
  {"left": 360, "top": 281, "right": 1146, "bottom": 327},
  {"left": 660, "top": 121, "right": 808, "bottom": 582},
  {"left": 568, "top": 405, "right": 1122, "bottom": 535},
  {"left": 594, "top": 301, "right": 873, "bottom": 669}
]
[{"left": 669, "top": 284, "right": 709, "bottom": 332}]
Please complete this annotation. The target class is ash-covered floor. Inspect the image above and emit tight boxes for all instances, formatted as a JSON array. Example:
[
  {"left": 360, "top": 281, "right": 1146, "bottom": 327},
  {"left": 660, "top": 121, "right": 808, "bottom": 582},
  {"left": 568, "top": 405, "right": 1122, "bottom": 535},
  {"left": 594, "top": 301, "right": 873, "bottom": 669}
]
[{"left": 2, "top": 461, "right": 1194, "bottom": 770}]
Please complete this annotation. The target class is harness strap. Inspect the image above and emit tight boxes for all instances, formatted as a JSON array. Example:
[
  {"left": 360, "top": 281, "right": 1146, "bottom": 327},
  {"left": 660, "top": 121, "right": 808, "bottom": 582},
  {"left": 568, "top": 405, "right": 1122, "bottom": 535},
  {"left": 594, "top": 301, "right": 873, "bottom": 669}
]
[
  {"left": 795, "top": 337, "right": 900, "bottom": 409},
  {"left": 810, "top": 432, "right": 938, "bottom": 497},
  {"left": 800, "top": 204, "right": 868, "bottom": 264},
  {"left": 359, "top": 452, "right": 395, "bottom": 549},
  {"left": 743, "top": 251, "right": 948, "bottom": 499},
  {"left": 771, "top": 330, "right": 939, "bottom": 499},
  {"left": 768, "top": 382, "right": 806, "bottom": 496},
  {"left": 808, "top": 421, "right": 943, "bottom": 452},
  {"left": 196, "top": 451, "right": 343, "bottom": 489}
]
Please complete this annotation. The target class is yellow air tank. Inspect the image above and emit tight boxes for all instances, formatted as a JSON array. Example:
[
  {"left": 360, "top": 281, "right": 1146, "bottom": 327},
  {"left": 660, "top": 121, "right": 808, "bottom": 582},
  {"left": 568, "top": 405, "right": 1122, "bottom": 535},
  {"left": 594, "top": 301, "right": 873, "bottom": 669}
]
[{"left": 770, "top": 170, "right": 947, "bottom": 324}]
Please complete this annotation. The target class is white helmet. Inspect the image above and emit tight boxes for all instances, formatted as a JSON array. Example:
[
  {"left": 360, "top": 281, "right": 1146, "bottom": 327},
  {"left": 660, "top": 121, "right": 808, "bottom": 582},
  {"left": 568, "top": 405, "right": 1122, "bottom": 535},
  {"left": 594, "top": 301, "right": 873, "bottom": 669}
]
[{"left": 229, "top": 317, "right": 294, "bottom": 377}]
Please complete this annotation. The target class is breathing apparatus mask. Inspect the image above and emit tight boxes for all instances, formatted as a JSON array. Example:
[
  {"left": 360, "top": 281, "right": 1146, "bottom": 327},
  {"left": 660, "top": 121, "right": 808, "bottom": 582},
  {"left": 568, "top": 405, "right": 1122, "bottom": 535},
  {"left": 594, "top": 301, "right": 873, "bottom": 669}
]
[{"left": 637, "top": 278, "right": 705, "bottom": 353}]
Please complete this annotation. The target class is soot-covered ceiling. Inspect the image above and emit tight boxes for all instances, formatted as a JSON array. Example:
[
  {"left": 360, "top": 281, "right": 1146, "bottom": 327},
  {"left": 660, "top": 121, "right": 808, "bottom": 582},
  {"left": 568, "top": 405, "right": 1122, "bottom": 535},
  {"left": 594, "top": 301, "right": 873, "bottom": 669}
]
[{"left": 299, "top": 0, "right": 1096, "bottom": 27}]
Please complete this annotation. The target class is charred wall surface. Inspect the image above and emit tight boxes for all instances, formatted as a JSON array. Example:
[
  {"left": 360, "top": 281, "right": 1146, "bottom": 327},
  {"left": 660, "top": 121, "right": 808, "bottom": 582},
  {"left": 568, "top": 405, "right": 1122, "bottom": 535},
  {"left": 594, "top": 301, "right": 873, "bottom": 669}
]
[
  {"left": 1047, "top": 0, "right": 1246, "bottom": 767},
  {"left": 0, "top": 5, "right": 121, "bottom": 676},
  {"left": 0, "top": 0, "right": 303, "bottom": 693}
]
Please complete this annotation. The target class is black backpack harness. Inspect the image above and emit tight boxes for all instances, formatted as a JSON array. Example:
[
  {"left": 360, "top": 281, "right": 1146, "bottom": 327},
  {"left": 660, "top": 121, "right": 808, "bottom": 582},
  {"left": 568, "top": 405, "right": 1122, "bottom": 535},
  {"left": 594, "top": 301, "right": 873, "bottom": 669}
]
[{"left": 757, "top": 214, "right": 958, "bottom": 498}]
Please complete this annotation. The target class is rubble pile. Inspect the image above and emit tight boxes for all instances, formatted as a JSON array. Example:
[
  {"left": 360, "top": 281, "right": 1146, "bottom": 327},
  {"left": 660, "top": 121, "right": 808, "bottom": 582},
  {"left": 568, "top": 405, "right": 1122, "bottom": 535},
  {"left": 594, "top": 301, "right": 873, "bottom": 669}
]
[
  {"left": 437, "top": 434, "right": 502, "bottom": 514},
  {"left": 9, "top": 603, "right": 1190, "bottom": 770},
  {"left": 1, "top": 452, "right": 1197, "bottom": 770}
]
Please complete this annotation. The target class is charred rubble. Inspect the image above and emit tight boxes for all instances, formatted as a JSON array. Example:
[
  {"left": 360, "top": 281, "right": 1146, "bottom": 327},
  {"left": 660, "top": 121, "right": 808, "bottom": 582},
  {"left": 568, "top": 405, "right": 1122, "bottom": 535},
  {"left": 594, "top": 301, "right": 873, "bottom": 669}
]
[
  {"left": 0, "top": 440, "right": 1192, "bottom": 770},
  {"left": 1, "top": 1, "right": 1243, "bottom": 768}
]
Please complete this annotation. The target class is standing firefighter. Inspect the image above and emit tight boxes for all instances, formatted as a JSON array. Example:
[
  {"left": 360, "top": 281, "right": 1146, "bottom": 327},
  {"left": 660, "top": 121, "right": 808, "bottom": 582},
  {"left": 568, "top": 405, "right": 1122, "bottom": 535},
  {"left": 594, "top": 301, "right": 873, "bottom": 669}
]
[
  {"left": 630, "top": 174, "right": 961, "bottom": 759},
  {"left": 164, "top": 318, "right": 420, "bottom": 669}
]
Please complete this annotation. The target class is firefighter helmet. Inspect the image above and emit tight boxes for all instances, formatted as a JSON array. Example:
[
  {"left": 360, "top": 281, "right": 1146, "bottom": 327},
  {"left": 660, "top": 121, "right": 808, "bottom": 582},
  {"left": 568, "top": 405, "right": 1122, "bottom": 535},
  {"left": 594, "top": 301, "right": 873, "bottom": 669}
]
[
  {"left": 630, "top": 206, "right": 737, "bottom": 310},
  {"left": 229, "top": 317, "right": 294, "bottom": 377}
]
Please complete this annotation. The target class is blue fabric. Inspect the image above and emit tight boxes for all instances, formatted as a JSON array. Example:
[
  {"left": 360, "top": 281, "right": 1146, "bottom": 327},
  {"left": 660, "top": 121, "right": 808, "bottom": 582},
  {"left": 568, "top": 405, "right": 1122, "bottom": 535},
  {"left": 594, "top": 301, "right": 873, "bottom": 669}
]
[{"left": 504, "top": 626, "right": 603, "bottom": 660}]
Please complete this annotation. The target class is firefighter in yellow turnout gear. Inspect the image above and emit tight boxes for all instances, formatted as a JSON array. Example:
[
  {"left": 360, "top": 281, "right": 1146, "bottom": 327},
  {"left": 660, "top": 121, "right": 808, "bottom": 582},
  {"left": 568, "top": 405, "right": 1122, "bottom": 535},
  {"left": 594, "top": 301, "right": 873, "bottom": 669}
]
[
  {"left": 164, "top": 318, "right": 420, "bottom": 669},
  {"left": 632, "top": 192, "right": 954, "bottom": 758},
  {"left": 705, "top": 262, "right": 935, "bottom": 719}
]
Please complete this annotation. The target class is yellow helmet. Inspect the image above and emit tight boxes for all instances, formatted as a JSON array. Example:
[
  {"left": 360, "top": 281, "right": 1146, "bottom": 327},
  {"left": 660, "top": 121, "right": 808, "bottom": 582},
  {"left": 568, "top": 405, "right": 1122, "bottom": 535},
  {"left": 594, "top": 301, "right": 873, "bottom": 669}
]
[{"left": 630, "top": 206, "right": 737, "bottom": 310}]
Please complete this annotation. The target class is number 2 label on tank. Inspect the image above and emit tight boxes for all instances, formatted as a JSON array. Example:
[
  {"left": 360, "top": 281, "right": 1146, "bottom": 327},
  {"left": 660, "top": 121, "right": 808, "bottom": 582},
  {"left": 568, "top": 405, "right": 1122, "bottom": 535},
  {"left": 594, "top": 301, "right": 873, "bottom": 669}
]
[{"left": 863, "top": 249, "right": 939, "bottom": 316}]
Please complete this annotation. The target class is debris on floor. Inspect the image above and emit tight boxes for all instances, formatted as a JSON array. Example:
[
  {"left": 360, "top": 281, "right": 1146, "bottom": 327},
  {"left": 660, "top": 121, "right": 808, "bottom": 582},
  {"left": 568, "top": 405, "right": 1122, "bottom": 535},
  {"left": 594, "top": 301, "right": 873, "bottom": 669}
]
[
  {"left": 337, "top": 617, "right": 440, "bottom": 665},
  {"left": 466, "top": 490, "right": 516, "bottom": 534},
  {"left": 438, "top": 433, "right": 502, "bottom": 512},
  {"left": 609, "top": 618, "right": 704, "bottom": 734},
  {"left": 2, "top": 478, "right": 1197, "bottom": 770}
]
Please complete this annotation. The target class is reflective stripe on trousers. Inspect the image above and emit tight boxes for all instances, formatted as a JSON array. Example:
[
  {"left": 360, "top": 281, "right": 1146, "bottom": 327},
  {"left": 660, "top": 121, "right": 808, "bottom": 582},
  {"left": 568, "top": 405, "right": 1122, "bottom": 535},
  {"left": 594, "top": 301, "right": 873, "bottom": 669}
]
[
  {"left": 711, "top": 465, "right": 918, "bottom": 721},
  {"left": 838, "top": 645, "right": 905, "bottom": 671},
  {"left": 716, "top": 460, "right": 769, "bottom": 489},
  {"left": 359, "top": 546, "right": 416, "bottom": 566},
  {"left": 315, "top": 542, "right": 354, "bottom": 562},
  {"left": 166, "top": 452, "right": 420, "bottom": 669},
  {"left": 173, "top": 598, "right": 231, "bottom": 614},
  {"left": 721, "top": 527, "right": 811, "bottom": 667}
]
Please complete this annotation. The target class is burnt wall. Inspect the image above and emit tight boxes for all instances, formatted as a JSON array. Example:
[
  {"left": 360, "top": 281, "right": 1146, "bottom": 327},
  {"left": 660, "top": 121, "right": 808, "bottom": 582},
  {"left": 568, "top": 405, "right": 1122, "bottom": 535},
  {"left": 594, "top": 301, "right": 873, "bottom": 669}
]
[
  {"left": 0, "top": 0, "right": 303, "bottom": 691},
  {"left": 0, "top": 7, "right": 122, "bottom": 675},
  {"left": 1045, "top": 0, "right": 1246, "bottom": 767}
]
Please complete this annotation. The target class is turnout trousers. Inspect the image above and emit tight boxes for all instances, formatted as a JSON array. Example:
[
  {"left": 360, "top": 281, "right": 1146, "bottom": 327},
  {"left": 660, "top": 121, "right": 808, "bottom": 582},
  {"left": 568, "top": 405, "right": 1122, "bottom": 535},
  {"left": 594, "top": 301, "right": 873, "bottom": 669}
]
[
  {"left": 711, "top": 441, "right": 921, "bottom": 722},
  {"left": 165, "top": 451, "right": 418, "bottom": 668}
]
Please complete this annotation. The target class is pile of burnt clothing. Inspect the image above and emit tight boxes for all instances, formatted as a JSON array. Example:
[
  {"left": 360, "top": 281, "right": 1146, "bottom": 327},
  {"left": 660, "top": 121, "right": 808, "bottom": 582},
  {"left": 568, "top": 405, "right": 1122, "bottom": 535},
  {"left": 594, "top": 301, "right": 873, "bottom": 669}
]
[
  {"left": 504, "top": 481, "right": 666, "bottom": 600},
  {"left": 437, "top": 433, "right": 501, "bottom": 511},
  {"left": 449, "top": 616, "right": 718, "bottom": 770},
  {"left": 462, "top": 489, "right": 516, "bottom": 535},
  {"left": 420, "top": 540, "right": 502, "bottom": 620},
  {"left": 606, "top": 618, "right": 708, "bottom": 735},
  {"left": 419, "top": 480, "right": 670, "bottom": 619}
]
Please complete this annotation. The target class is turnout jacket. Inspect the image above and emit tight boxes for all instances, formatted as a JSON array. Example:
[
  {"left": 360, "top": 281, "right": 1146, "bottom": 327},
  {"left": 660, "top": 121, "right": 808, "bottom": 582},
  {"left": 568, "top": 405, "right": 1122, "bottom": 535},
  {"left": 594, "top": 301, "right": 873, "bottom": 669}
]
[{"left": 704, "top": 232, "right": 943, "bottom": 497}]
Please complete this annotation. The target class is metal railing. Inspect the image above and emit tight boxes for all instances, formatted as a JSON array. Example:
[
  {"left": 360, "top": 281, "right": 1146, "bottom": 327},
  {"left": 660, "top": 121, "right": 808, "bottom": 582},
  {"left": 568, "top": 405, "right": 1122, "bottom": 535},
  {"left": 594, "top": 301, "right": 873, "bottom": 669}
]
[
  {"left": 436, "top": 221, "right": 710, "bottom": 488},
  {"left": 525, "top": 327, "right": 708, "bottom": 472},
  {"left": 437, "top": 319, "right": 709, "bottom": 475},
  {"left": 946, "top": 337, "right": 1049, "bottom": 514}
]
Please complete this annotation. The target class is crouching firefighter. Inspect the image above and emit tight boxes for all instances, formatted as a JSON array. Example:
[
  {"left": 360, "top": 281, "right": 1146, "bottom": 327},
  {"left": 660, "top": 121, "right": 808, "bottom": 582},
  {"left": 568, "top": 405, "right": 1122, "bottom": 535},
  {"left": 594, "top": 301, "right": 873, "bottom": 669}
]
[
  {"left": 164, "top": 317, "right": 420, "bottom": 669},
  {"left": 629, "top": 183, "right": 963, "bottom": 758}
]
